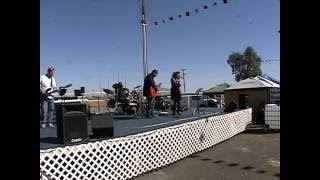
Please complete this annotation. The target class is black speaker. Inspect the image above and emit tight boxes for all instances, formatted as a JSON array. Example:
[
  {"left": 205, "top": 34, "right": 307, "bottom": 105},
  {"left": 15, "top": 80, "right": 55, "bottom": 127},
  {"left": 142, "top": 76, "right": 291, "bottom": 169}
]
[
  {"left": 80, "top": 86, "right": 85, "bottom": 93},
  {"left": 91, "top": 113, "right": 114, "bottom": 139},
  {"left": 56, "top": 103, "right": 88, "bottom": 144},
  {"left": 74, "top": 90, "right": 82, "bottom": 97}
]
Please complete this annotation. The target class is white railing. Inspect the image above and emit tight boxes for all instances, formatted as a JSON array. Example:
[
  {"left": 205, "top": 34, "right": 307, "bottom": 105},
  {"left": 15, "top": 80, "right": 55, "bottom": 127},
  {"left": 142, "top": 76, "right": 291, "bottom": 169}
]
[{"left": 40, "top": 109, "right": 252, "bottom": 180}]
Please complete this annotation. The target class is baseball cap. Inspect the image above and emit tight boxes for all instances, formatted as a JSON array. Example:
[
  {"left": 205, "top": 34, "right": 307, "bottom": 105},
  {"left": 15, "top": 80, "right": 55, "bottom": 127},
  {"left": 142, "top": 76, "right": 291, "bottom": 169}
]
[{"left": 151, "top": 69, "right": 158, "bottom": 75}]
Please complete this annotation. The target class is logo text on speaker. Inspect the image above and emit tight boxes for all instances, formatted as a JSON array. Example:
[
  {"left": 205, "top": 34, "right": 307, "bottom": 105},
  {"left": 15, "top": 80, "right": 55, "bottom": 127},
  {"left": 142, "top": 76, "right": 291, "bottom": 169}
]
[{"left": 71, "top": 138, "right": 82, "bottom": 143}]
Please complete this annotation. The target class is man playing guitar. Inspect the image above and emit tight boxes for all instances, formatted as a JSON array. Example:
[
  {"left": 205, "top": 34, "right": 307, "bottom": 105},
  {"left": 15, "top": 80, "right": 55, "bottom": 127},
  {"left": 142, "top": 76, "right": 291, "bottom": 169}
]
[
  {"left": 143, "top": 69, "right": 159, "bottom": 118},
  {"left": 40, "top": 67, "right": 57, "bottom": 128}
]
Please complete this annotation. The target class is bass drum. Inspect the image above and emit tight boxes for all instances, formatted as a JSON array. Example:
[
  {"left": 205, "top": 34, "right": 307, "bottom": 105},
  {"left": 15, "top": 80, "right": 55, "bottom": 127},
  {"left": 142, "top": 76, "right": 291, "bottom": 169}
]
[
  {"left": 127, "top": 100, "right": 139, "bottom": 115},
  {"left": 107, "top": 99, "right": 116, "bottom": 108}
]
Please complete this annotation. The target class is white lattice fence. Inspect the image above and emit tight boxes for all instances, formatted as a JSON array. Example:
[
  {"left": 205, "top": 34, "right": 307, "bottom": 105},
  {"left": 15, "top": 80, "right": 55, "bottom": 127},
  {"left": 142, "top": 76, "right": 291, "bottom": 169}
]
[{"left": 40, "top": 109, "right": 252, "bottom": 180}]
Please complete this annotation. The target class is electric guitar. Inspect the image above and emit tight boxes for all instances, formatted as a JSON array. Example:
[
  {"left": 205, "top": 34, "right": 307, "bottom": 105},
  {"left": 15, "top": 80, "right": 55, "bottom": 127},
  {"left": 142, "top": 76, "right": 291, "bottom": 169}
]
[
  {"left": 40, "top": 84, "right": 72, "bottom": 100},
  {"left": 150, "top": 86, "right": 157, "bottom": 97},
  {"left": 150, "top": 83, "right": 161, "bottom": 98}
]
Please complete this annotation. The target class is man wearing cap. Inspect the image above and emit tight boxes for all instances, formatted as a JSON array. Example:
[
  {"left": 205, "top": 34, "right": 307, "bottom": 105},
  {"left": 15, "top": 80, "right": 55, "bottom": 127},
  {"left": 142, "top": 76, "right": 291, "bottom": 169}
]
[
  {"left": 143, "top": 69, "right": 158, "bottom": 118},
  {"left": 40, "top": 67, "right": 57, "bottom": 128}
]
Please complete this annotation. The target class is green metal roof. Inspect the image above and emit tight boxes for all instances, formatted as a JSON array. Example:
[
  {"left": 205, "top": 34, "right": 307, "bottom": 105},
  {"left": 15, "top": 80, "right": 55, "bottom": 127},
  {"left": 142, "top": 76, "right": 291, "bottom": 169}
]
[{"left": 206, "top": 83, "right": 230, "bottom": 93}]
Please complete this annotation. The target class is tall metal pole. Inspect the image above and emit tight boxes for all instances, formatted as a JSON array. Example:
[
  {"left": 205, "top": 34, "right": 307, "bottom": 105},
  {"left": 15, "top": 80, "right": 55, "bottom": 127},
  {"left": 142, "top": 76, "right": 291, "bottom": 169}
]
[
  {"left": 181, "top": 68, "right": 186, "bottom": 92},
  {"left": 141, "top": 0, "right": 148, "bottom": 79},
  {"left": 125, "top": 72, "right": 127, "bottom": 88}
]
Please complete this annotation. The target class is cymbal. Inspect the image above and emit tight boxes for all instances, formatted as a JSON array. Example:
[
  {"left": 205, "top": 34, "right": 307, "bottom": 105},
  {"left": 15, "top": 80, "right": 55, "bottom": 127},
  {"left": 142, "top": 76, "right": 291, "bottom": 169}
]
[{"left": 103, "top": 88, "right": 114, "bottom": 94}]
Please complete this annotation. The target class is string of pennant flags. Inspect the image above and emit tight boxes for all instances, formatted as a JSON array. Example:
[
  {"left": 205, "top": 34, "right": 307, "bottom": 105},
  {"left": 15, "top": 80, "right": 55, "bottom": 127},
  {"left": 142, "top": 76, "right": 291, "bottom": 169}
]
[
  {"left": 261, "top": 59, "right": 280, "bottom": 63},
  {"left": 152, "top": 0, "right": 229, "bottom": 26}
]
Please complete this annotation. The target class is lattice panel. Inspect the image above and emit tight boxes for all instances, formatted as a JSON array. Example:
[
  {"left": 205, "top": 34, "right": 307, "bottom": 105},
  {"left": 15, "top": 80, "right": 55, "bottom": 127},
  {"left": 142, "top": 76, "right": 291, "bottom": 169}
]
[
  {"left": 40, "top": 109, "right": 252, "bottom": 180},
  {"left": 265, "top": 104, "right": 280, "bottom": 129}
]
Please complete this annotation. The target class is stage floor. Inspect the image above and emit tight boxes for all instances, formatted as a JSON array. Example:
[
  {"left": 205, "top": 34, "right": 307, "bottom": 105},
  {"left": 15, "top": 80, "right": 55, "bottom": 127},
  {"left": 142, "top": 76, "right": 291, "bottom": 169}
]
[{"left": 40, "top": 107, "right": 224, "bottom": 150}]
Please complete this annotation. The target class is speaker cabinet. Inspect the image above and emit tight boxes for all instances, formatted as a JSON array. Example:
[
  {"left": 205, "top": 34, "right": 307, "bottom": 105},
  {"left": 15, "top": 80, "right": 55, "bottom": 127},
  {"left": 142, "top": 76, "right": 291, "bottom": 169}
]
[
  {"left": 91, "top": 113, "right": 114, "bottom": 139},
  {"left": 56, "top": 103, "right": 88, "bottom": 144},
  {"left": 74, "top": 90, "right": 82, "bottom": 97},
  {"left": 80, "top": 86, "right": 85, "bottom": 93}
]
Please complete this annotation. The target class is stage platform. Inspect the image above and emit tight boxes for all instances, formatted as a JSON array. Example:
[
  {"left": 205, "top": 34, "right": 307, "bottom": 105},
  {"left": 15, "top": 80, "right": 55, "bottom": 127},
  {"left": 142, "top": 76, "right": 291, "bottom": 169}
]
[{"left": 40, "top": 107, "right": 224, "bottom": 150}]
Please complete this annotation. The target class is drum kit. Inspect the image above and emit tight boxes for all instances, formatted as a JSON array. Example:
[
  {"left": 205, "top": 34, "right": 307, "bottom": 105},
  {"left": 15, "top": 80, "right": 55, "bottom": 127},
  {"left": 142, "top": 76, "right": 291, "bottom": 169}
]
[
  {"left": 53, "top": 82, "right": 171, "bottom": 117},
  {"left": 106, "top": 83, "right": 170, "bottom": 115},
  {"left": 103, "top": 83, "right": 141, "bottom": 115},
  {"left": 155, "top": 96, "right": 170, "bottom": 111}
]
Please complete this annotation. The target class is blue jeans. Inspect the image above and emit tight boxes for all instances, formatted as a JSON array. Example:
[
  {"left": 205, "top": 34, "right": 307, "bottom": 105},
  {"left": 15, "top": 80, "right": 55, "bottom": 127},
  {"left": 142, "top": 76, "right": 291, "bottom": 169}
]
[
  {"left": 41, "top": 99, "right": 55, "bottom": 124},
  {"left": 146, "top": 97, "right": 155, "bottom": 117},
  {"left": 172, "top": 100, "right": 180, "bottom": 115}
]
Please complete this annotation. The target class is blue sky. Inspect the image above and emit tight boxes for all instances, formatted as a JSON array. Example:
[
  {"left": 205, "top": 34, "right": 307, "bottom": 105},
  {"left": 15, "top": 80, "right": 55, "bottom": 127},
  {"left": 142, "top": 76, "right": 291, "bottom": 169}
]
[{"left": 40, "top": 0, "right": 279, "bottom": 92}]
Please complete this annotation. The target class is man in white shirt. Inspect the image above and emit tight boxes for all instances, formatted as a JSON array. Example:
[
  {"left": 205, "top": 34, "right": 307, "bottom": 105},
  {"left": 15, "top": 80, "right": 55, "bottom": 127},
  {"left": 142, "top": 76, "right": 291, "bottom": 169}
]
[{"left": 40, "top": 67, "right": 57, "bottom": 128}]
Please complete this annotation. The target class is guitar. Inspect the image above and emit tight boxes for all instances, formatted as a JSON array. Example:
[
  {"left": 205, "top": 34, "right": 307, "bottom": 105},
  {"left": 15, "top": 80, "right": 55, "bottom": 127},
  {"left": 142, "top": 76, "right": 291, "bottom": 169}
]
[
  {"left": 40, "top": 84, "right": 72, "bottom": 100},
  {"left": 150, "top": 83, "right": 161, "bottom": 98},
  {"left": 150, "top": 86, "right": 158, "bottom": 98}
]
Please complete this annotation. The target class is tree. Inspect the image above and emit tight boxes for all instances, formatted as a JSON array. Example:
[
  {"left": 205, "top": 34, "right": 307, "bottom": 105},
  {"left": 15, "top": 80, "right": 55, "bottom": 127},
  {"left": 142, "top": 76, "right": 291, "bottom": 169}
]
[{"left": 227, "top": 46, "right": 262, "bottom": 82}]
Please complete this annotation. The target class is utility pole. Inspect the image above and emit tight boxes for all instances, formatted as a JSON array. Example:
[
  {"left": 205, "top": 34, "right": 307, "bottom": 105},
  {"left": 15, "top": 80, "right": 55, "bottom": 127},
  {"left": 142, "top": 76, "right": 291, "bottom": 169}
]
[
  {"left": 181, "top": 68, "right": 186, "bottom": 92},
  {"left": 140, "top": 0, "right": 148, "bottom": 79},
  {"left": 125, "top": 73, "right": 127, "bottom": 88}
]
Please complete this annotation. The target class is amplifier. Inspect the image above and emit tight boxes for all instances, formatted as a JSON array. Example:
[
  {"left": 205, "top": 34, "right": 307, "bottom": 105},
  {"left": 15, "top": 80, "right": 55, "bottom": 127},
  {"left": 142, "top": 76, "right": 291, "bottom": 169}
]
[{"left": 91, "top": 113, "right": 114, "bottom": 139}]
